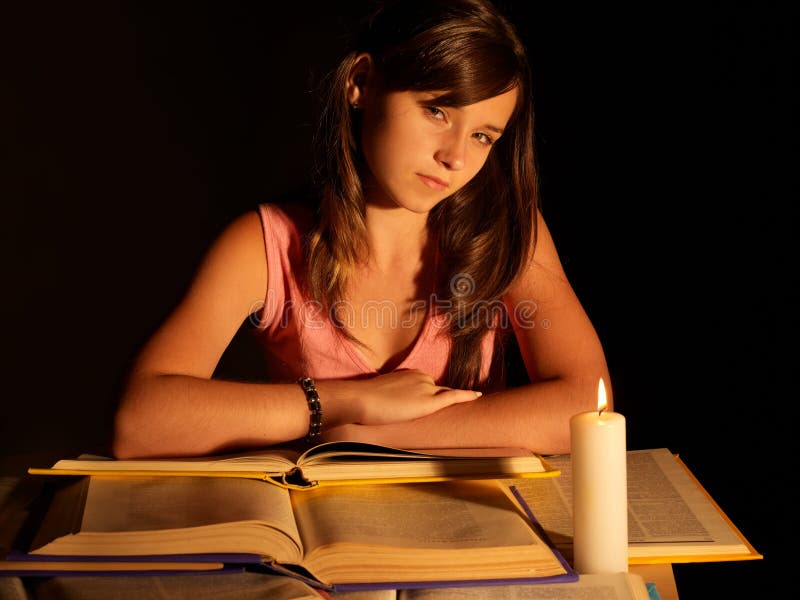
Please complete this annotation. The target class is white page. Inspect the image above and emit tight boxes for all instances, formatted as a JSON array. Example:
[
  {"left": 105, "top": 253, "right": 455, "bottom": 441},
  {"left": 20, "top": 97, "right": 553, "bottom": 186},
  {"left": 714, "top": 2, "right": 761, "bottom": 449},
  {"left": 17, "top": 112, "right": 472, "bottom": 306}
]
[{"left": 504, "top": 448, "right": 750, "bottom": 557}]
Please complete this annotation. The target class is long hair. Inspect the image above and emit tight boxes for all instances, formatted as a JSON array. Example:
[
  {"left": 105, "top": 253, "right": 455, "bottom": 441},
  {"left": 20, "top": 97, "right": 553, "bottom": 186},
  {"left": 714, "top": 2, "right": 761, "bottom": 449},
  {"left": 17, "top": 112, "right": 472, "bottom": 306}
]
[{"left": 307, "top": 0, "right": 538, "bottom": 389}]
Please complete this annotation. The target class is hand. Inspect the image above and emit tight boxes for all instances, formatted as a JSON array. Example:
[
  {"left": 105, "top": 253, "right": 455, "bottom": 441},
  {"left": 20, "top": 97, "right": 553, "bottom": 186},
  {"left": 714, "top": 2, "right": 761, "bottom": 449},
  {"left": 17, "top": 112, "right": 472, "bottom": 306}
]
[{"left": 340, "top": 369, "right": 481, "bottom": 426}]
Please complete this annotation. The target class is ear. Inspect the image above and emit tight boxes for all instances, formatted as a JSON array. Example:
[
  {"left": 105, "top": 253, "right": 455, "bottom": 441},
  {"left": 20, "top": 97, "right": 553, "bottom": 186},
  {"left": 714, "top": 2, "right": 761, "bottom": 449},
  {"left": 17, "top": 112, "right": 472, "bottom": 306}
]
[{"left": 346, "top": 53, "right": 373, "bottom": 108}]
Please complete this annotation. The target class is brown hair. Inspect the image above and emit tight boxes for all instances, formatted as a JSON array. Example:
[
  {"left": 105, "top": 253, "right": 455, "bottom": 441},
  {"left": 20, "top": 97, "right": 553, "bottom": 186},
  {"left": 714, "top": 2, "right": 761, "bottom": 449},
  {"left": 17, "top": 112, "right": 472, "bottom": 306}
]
[{"left": 307, "top": 0, "right": 538, "bottom": 389}]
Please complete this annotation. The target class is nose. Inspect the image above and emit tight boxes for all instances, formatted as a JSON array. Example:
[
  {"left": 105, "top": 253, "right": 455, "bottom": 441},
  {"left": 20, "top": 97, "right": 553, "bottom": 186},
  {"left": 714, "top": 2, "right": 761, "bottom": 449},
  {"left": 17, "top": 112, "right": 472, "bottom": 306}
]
[{"left": 434, "top": 133, "right": 466, "bottom": 171}]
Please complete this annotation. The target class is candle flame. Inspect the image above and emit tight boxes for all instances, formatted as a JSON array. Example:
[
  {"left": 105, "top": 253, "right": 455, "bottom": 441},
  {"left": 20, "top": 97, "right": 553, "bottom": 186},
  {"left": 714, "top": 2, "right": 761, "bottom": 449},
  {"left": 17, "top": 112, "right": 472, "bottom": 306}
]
[{"left": 597, "top": 378, "right": 607, "bottom": 415}]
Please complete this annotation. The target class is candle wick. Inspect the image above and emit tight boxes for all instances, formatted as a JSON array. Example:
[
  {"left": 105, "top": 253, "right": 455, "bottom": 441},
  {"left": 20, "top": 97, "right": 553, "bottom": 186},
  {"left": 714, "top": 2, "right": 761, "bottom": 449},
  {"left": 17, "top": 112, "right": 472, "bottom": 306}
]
[{"left": 598, "top": 406, "right": 606, "bottom": 416}]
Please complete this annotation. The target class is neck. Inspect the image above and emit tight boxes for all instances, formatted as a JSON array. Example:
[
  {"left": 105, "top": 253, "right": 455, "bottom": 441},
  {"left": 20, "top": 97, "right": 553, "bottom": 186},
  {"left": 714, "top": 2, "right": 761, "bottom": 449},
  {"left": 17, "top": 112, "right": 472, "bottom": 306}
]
[{"left": 363, "top": 202, "right": 432, "bottom": 272}]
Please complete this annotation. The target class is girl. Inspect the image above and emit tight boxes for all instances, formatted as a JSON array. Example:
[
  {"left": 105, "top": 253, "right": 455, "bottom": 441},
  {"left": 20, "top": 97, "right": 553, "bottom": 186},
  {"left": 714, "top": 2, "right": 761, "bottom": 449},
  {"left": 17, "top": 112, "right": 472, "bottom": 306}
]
[{"left": 112, "top": 0, "right": 610, "bottom": 459}]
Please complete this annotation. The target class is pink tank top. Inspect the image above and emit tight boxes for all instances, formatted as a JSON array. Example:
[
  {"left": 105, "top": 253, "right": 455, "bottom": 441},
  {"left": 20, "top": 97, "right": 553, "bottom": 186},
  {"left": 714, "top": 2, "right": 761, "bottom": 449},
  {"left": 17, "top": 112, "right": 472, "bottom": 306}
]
[{"left": 253, "top": 203, "right": 496, "bottom": 384}]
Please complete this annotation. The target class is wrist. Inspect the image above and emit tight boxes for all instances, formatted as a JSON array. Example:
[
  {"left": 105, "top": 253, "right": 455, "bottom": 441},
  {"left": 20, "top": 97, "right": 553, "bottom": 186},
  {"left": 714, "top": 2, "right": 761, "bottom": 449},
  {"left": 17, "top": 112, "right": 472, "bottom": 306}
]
[
  {"left": 297, "top": 377, "right": 323, "bottom": 444},
  {"left": 313, "top": 379, "right": 366, "bottom": 427}
]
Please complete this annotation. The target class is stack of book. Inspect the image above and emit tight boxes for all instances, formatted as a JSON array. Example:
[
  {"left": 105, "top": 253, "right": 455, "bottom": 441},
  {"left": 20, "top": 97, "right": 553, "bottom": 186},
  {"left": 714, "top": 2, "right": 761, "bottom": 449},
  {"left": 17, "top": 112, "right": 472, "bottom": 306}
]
[{"left": 0, "top": 442, "right": 761, "bottom": 599}]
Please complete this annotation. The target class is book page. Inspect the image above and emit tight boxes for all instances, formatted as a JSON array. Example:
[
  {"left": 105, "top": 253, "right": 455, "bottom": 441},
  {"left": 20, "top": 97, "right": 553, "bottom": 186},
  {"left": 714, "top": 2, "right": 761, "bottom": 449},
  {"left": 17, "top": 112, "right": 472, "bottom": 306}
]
[
  {"left": 397, "top": 572, "right": 650, "bottom": 600},
  {"left": 298, "top": 443, "right": 548, "bottom": 483},
  {"left": 81, "top": 477, "right": 297, "bottom": 534},
  {"left": 627, "top": 450, "right": 711, "bottom": 542},
  {"left": 300, "top": 442, "right": 538, "bottom": 463},
  {"left": 290, "top": 480, "right": 566, "bottom": 585},
  {"left": 31, "top": 476, "right": 303, "bottom": 561},
  {"left": 291, "top": 480, "right": 543, "bottom": 552},
  {"left": 48, "top": 447, "right": 301, "bottom": 473},
  {"left": 504, "top": 448, "right": 751, "bottom": 557},
  {"left": 36, "top": 444, "right": 550, "bottom": 482}
]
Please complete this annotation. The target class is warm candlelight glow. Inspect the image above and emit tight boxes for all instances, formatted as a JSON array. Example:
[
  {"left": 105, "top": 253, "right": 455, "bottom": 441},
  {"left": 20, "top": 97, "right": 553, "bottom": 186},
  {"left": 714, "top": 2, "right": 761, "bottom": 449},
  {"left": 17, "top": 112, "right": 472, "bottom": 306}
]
[
  {"left": 597, "top": 378, "right": 607, "bottom": 414},
  {"left": 571, "top": 375, "right": 627, "bottom": 573}
]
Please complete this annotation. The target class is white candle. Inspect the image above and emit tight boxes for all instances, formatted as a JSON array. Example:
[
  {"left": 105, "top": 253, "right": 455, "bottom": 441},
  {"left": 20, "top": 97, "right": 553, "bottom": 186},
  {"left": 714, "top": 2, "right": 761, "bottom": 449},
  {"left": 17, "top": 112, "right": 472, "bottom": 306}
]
[{"left": 570, "top": 378, "right": 628, "bottom": 574}]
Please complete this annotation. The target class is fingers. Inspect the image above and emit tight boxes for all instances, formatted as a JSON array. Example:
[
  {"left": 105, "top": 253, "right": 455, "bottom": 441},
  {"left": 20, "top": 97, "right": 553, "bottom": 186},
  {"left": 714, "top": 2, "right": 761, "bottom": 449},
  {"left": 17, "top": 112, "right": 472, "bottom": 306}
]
[
  {"left": 359, "top": 371, "right": 483, "bottom": 425},
  {"left": 433, "top": 387, "right": 483, "bottom": 407},
  {"left": 433, "top": 383, "right": 481, "bottom": 398}
]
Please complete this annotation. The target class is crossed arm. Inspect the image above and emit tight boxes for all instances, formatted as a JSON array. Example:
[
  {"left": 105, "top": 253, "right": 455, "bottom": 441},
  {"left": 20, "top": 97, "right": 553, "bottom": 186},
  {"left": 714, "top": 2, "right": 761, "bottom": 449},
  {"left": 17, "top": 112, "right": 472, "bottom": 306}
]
[{"left": 112, "top": 210, "right": 609, "bottom": 459}]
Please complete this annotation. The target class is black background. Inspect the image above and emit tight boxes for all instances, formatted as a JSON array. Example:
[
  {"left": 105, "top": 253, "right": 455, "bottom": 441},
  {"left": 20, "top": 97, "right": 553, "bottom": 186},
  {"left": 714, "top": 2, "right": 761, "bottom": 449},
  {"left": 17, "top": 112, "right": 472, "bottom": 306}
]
[{"left": 2, "top": 2, "right": 793, "bottom": 598}]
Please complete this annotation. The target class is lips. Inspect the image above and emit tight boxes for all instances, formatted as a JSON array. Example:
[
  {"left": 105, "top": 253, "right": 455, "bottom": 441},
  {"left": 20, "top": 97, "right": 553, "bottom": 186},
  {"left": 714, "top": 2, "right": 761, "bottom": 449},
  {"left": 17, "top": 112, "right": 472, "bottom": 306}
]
[{"left": 417, "top": 173, "right": 449, "bottom": 191}]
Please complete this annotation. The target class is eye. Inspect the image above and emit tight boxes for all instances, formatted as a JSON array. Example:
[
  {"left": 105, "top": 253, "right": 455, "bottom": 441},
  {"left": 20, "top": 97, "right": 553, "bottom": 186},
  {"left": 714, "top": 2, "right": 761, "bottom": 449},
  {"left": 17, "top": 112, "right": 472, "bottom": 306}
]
[
  {"left": 474, "top": 132, "right": 495, "bottom": 146},
  {"left": 425, "top": 106, "right": 446, "bottom": 121}
]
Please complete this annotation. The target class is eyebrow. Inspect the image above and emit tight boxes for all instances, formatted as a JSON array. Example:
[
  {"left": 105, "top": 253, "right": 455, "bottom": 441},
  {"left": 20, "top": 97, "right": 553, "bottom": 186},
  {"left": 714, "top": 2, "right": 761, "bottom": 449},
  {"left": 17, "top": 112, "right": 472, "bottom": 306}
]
[{"left": 484, "top": 124, "right": 505, "bottom": 135}]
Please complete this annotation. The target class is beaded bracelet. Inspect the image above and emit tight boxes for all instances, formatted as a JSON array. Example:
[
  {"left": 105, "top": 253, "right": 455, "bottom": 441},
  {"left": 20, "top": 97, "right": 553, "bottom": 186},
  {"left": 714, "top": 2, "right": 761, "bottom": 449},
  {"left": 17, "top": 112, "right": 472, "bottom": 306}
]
[{"left": 297, "top": 377, "right": 323, "bottom": 443}]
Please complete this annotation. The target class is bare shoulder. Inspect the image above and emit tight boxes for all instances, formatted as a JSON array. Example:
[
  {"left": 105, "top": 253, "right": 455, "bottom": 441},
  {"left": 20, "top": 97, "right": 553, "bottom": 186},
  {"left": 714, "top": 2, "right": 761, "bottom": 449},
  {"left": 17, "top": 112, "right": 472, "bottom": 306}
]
[
  {"left": 128, "top": 208, "right": 268, "bottom": 379},
  {"left": 214, "top": 201, "right": 313, "bottom": 296},
  {"left": 504, "top": 212, "right": 607, "bottom": 386},
  {"left": 507, "top": 211, "right": 570, "bottom": 299},
  {"left": 530, "top": 212, "right": 568, "bottom": 274},
  {"left": 199, "top": 209, "right": 269, "bottom": 308},
  {"left": 217, "top": 209, "right": 266, "bottom": 252},
  {"left": 203, "top": 209, "right": 267, "bottom": 278}
]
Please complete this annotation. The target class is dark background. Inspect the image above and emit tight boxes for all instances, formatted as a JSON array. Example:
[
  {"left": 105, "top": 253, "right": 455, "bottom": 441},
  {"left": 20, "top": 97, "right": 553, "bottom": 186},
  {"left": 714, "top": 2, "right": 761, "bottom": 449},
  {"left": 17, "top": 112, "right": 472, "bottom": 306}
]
[{"left": 2, "top": 2, "right": 793, "bottom": 598}]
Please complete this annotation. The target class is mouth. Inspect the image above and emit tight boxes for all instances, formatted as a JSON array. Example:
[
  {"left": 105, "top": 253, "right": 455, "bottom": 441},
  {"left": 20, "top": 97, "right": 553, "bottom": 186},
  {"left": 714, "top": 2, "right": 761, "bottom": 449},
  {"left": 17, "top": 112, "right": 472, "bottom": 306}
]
[{"left": 416, "top": 173, "right": 450, "bottom": 191}]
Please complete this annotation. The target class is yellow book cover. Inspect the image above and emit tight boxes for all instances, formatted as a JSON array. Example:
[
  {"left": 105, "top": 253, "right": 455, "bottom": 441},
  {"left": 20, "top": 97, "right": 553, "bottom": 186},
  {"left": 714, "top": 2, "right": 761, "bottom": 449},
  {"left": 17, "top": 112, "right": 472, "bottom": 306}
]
[{"left": 28, "top": 441, "right": 559, "bottom": 489}]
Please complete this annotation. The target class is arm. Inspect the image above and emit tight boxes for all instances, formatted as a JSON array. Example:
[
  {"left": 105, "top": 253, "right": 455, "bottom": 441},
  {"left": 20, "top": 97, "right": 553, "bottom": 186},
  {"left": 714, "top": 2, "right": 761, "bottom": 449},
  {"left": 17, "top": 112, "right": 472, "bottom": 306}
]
[
  {"left": 113, "top": 211, "right": 478, "bottom": 459},
  {"left": 322, "top": 214, "right": 610, "bottom": 454}
]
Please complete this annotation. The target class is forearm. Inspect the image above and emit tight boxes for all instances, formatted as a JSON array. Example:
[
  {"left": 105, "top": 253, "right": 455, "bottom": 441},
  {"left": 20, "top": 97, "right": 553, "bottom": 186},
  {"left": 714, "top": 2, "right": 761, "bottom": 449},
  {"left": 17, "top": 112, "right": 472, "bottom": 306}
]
[
  {"left": 112, "top": 374, "right": 361, "bottom": 459},
  {"left": 324, "top": 378, "right": 597, "bottom": 455},
  {"left": 112, "top": 368, "right": 479, "bottom": 459}
]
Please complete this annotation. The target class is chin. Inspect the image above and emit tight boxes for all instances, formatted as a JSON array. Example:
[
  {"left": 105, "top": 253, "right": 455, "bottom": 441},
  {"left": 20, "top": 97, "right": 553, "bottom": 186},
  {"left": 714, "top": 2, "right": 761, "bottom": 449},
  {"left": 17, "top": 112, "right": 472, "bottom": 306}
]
[
  {"left": 402, "top": 202, "right": 441, "bottom": 216},
  {"left": 391, "top": 191, "right": 449, "bottom": 215}
]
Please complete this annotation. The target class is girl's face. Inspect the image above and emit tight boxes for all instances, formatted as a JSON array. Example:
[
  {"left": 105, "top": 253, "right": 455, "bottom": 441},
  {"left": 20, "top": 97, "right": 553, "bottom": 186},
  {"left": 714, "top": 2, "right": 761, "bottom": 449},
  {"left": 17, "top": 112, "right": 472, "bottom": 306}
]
[{"left": 359, "top": 87, "right": 518, "bottom": 214}]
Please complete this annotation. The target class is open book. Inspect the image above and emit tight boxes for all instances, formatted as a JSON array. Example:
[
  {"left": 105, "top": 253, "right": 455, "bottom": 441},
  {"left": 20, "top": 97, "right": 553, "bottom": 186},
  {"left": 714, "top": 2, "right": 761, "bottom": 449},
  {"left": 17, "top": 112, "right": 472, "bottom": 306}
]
[
  {"left": 27, "top": 442, "right": 557, "bottom": 489},
  {"left": 503, "top": 448, "right": 762, "bottom": 564},
  {"left": 5, "top": 477, "right": 575, "bottom": 591}
]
